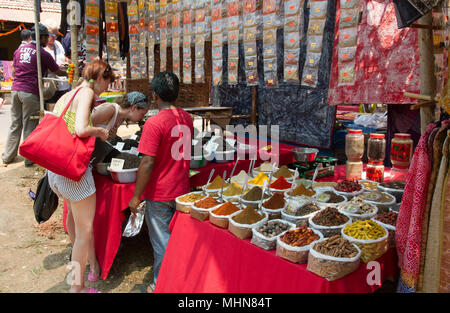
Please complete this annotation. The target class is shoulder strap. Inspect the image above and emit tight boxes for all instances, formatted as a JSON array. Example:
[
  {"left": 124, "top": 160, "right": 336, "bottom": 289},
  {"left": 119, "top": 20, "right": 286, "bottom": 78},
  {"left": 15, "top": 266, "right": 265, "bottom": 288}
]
[
  {"left": 60, "top": 87, "right": 83, "bottom": 118},
  {"left": 107, "top": 103, "right": 120, "bottom": 130}
]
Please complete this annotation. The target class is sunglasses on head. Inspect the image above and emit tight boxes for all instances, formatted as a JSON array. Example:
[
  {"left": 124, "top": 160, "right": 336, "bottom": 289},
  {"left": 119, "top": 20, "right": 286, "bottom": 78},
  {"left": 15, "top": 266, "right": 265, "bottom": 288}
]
[{"left": 102, "top": 64, "right": 115, "bottom": 83}]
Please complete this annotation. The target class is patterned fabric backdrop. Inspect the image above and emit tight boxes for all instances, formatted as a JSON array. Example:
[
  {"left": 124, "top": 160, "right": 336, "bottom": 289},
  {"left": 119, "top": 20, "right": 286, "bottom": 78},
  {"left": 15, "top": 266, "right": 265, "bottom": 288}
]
[{"left": 212, "top": 0, "right": 337, "bottom": 149}]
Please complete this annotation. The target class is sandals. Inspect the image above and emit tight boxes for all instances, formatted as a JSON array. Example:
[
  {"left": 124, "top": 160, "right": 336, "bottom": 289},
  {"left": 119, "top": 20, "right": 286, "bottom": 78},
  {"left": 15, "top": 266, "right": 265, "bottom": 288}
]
[{"left": 88, "top": 270, "right": 101, "bottom": 282}]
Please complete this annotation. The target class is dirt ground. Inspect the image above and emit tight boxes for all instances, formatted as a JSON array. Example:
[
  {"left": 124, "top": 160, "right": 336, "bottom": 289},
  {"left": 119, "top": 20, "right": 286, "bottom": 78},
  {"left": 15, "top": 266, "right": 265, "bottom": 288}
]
[{"left": 0, "top": 125, "right": 155, "bottom": 293}]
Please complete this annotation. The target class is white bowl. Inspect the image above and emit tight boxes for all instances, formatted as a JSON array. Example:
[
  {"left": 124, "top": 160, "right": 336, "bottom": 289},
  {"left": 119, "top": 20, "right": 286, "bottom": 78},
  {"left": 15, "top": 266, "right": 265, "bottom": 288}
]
[{"left": 108, "top": 167, "right": 138, "bottom": 184}]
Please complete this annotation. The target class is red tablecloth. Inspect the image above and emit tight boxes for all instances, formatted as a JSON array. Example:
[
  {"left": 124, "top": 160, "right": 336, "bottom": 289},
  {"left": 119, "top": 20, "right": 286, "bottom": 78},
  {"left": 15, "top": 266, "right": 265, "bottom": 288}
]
[
  {"left": 63, "top": 141, "right": 296, "bottom": 280},
  {"left": 155, "top": 212, "right": 398, "bottom": 293}
]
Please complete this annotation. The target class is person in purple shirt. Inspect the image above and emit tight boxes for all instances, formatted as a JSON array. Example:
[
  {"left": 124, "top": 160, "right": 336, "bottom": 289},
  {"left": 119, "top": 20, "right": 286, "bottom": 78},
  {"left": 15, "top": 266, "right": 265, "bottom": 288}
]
[{"left": 2, "top": 24, "right": 67, "bottom": 167}]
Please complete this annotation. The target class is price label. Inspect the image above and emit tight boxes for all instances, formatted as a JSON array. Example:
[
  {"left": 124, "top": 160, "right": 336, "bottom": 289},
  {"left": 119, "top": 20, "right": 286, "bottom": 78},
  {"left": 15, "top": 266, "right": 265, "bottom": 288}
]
[
  {"left": 130, "top": 134, "right": 138, "bottom": 140},
  {"left": 110, "top": 158, "right": 125, "bottom": 171},
  {"left": 129, "top": 147, "right": 139, "bottom": 156},
  {"left": 116, "top": 142, "right": 125, "bottom": 151}
]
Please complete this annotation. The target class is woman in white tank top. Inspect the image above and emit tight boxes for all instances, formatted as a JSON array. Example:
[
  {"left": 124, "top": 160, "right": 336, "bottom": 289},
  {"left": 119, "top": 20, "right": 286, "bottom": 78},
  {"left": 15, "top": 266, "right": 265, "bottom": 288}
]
[{"left": 91, "top": 91, "right": 150, "bottom": 140}]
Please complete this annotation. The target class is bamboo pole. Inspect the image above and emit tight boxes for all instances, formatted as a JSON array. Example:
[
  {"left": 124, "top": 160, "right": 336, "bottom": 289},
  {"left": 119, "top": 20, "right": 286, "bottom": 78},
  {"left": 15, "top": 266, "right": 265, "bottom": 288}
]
[
  {"left": 417, "top": 12, "right": 437, "bottom": 133},
  {"left": 251, "top": 86, "right": 257, "bottom": 127},
  {"left": 34, "top": 0, "right": 44, "bottom": 115},
  {"left": 69, "top": 1, "right": 79, "bottom": 87}
]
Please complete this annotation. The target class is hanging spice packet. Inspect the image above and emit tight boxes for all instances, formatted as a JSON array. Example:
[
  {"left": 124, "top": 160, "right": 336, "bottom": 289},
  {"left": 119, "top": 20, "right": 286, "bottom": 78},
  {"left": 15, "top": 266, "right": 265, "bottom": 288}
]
[
  {"left": 306, "top": 35, "right": 324, "bottom": 53},
  {"left": 212, "top": 59, "right": 223, "bottom": 86},
  {"left": 263, "top": 0, "right": 277, "bottom": 15},
  {"left": 228, "top": 57, "right": 239, "bottom": 85},
  {"left": 338, "top": 46, "right": 357, "bottom": 63},
  {"left": 339, "top": 8, "right": 359, "bottom": 29},
  {"left": 340, "top": 0, "right": 359, "bottom": 9},
  {"left": 285, "top": 49, "right": 300, "bottom": 66},
  {"left": 338, "top": 61, "right": 356, "bottom": 85},
  {"left": 304, "top": 51, "right": 322, "bottom": 68},
  {"left": 309, "top": 0, "right": 328, "bottom": 19},
  {"left": 301, "top": 67, "right": 319, "bottom": 87},
  {"left": 195, "top": 58, "right": 205, "bottom": 83},
  {"left": 338, "top": 27, "right": 358, "bottom": 47},
  {"left": 160, "top": 40, "right": 167, "bottom": 72},
  {"left": 183, "top": 59, "right": 192, "bottom": 84},
  {"left": 307, "top": 18, "right": 326, "bottom": 36}
]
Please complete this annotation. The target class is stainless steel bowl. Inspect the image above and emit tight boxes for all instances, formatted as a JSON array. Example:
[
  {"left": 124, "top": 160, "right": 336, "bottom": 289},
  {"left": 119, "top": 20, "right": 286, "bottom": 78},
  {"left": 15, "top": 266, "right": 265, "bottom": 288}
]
[{"left": 292, "top": 147, "right": 319, "bottom": 162}]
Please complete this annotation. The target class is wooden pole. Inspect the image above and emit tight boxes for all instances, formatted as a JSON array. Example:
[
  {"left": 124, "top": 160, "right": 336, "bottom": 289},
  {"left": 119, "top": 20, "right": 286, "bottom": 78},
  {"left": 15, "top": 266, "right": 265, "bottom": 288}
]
[
  {"left": 251, "top": 86, "right": 257, "bottom": 127},
  {"left": 69, "top": 1, "right": 79, "bottom": 87},
  {"left": 417, "top": 12, "right": 436, "bottom": 133},
  {"left": 34, "top": 0, "right": 44, "bottom": 114}
]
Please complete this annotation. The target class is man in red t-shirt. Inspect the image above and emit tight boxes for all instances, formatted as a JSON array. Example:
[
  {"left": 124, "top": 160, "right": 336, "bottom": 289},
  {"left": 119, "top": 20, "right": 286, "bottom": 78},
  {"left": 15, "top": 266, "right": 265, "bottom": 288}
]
[{"left": 128, "top": 71, "right": 193, "bottom": 293}]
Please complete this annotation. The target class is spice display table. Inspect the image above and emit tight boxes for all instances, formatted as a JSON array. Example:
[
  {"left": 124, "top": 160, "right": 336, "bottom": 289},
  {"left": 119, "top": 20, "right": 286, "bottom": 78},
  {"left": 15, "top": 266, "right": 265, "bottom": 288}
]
[
  {"left": 62, "top": 141, "right": 296, "bottom": 280},
  {"left": 154, "top": 164, "right": 398, "bottom": 293},
  {"left": 154, "top": 212, "right": 398, "bottom": 293}
]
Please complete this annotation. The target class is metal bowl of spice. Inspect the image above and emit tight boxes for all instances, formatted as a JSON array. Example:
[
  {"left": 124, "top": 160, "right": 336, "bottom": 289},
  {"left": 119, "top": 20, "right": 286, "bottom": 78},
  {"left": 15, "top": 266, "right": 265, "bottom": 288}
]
[{"left": 292, "top": 147, "right": 319, "bottom": 162}]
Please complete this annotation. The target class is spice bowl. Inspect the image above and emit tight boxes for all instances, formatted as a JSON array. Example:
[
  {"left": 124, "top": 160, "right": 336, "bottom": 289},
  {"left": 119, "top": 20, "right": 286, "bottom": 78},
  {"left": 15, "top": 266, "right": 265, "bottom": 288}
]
[
  {"left": 337, "top": 202, "right": 378, "bottom": 222},
  {"left": 292, "top": 147, "right": 319, "bottom": 162},
  {"left": 175, "top": 191, "right": 207, "bottom": 213},
  {"left": 377, "top": 182, "right": 405, "bottom": 203},
  {"left": 281, "top": 200, "right": 321, "bottom": 228},
  {"left": 108, "top": 167, "right": 138, "bottom": 184},
  {"left": 307, "top": 240, "right": 361, "bottom": 281},
  {"left": 228, "top": 210, "right": 268, "bottom": 240},
  {"left": 358, "top": 180, "right": 379, "bottom": 191},
  {"left": 251, "top": 219, "right": 296, "bottom": 250},
  {"left": 269, "top": 187, "right": 292, "bottom": 196},
  {"left": 209, "top": 203, "right": 242, "bottom": 229},
  {"left": 333, "top": 188, "right": 363, "bottom": 200},
  {"left": 202, "top": 186, "right": 224, "bottom": 199},
  {"left": 190, "top": 203, "right": 222, "bottom": 222},
  {"left": 276, "top": 227, "right": 324, "bottom": 264},
  {"left": 259, "top": 201, "right": 286, "bottom": 220},
  {"left": 341, "top": 221, "right": 389, "bottom": 263},
  {"left": 315, "top": 191, "right": 348, "bottom": 210},
  {"left": 360, "top": 191, "right": 396, "bottom": 214},
  {"left": 308, "top": 211, "right": 352, "bottom": 238},
  {"left": 222, "top": 194, "right": 241, "bottom": 204}
]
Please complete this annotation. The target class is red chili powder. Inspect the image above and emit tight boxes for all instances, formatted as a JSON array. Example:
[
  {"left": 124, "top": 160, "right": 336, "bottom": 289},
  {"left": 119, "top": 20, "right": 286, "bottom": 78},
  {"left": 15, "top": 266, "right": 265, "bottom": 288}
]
[{"left": 270, "top": 176, "right": 292, "bottom": 190}]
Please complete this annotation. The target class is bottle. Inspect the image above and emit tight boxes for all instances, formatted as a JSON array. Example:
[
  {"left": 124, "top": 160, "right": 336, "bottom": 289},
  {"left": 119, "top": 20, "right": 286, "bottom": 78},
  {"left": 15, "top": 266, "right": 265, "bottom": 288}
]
[
  {"left": 390, "top": 133, "right": 413, "bottom": 169},
  {"left": 366, "top": 161, "right": 384, "bottom": 182},
  {"left": 345, "top": 129, "right": 364, "bottom": 161},
  {"left": 367, "top": 133, "right": 386, "bottom": 163}
]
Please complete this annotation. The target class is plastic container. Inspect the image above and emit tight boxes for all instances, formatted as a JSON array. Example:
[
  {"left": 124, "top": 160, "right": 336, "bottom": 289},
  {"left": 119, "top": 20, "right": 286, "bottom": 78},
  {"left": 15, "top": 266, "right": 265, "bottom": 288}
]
[
  {"left": 377, "top": 181, "right": 405, "bottom": 203},
  {"left": 345, "top": 129, "right": 364, "bottom": 161},
  {"left": 276, "top": 228, "right": 324, "bottom": 264},
  {"left": 108, "top": 167, "right": 138, "bottom": 183},
  {"left": 390, "top": 133, "right": 413, "bottom": 168},
  {"left": 338, "top": 201, "right": 378, "bottom": 221},
  {"left": 366, "top": 161, "right": 384, "bottom": 182},
  {"left": 360, "top": 191, "right": 396, "bottom": 214},
  {"left": 228, "top": 210, "right": 268, "bottom": 240},
  {"left": 308, "top": 211, "right": 352, "bottom": 238},
  {"left": 341, "top": 221, "right": 389, "bottom": 263},
  {"left": 175, "top": 191, "right": 207, "bottom": 213},
  {"left": 367, "top": 133, "right": 386, "bottom": 162},
  {"left": 346, "top": 160, "right": 363, "bottom": 180},
  {"left": 307, "top": 241, "right": 361, "bottom": 281},
  {"left": 251, "top": 219, "right": 296, "bottom": 250},
  {"left": 190, "top": 203, "right": 222, "bottom": 222}
]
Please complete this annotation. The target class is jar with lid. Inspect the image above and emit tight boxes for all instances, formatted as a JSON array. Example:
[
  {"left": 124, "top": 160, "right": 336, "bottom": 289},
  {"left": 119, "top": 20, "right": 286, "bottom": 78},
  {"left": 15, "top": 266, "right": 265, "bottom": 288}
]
[
  {"left": 368, "top": 133, "right": 386, "bottom": 162},
  {"left": 346, "top": 160, "right": 363, "bottom": 180},
  {"left": 366, "top": 161, "right": 384, "bottom": 182},
  {"left": 390, "top": 133, "right": 413, "bottom": 169},
  {"left": 345, "top": 129, "right": 364, "bottom": 161}
]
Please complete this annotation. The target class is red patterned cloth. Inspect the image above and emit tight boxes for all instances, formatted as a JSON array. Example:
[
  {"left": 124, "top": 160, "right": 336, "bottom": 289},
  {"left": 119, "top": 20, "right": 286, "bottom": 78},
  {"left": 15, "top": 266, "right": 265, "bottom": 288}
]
[
  {"left": 328, "top": 0, "right": 420, "bottom": 105},
  {"left": 395, "top": 123, "right": 437, "bottom": 292}
]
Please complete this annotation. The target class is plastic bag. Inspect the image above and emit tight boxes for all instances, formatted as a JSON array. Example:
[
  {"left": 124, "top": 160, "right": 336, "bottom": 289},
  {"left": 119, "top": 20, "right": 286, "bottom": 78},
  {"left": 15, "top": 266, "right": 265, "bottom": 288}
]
[
  {"left": 245, "top": 55, "right": 257, "bottom": 70},
  {"left": 285, "top": 49, "right": 300, "bottom": 65},
  {"left": 263, "top": 28, "right": 277, "bottom": 44},
  {"left": 301, "top": 67, "right": 319, "bottom": 87},
  {"left": 339, "top": 27, "right": 358, "bottom": 47},
  {"left": 212, "top": 46, "right": 223, "bottom": 59},
  {"left": 340, "top": 0, "right": 360, "bottom": 9},
  {"left": 276, "top": 228, "right": 323, "bottom": 263},
  {"left": 228, "top": 210, "right": 268, "bottom": 240},
  {"left": 372, "top": 217, "right": 396, "bottom": 248},
  {"left": 33, "top": 173, "right": 59, "bottom": 224},
  {"left": 251, "top": 219, "right": 296, "bottom": 250},
  {"left": 285, "top": 15, "right": 300, "bottom": 33},
  {"left": 341, "top": 223, "right": 389, "bottom": 263},
  {"left": 228, "top": 15, "right": 239, "bottom": 29},
  {"left": 285, "top": 0, "right": 303, "bottom": 16},
  {"left": 263, "top": 13, "right": 277, "bottom": 29},
  {"left": 244, "top": 27, "right": 257, "bottom": 42},
  {"left": 306, "top": 35, "right": 323, "bottom": 52},
  {"left": 307, "top": 240, "right": 361, "bottom": 281},
  {"left": 228, "top": 57, "right": 239, "bottom": 85},
  {"left": 338, "top": 61, "right": 357, "bottom": 85},
  {"left": 309, "top": 0, "right": 328, "bottom": 19},
  {"left": 228, "top": 30, "right": 239, "bottom": 44},
  {"left": 263, "top": 0, "right": 277, "bottom": 15},
  {"left": 304, "top": 51, "right": 322, "bottom": 68},
  {"left": 307, "top": 18, "right": 326, "bottom": 36},
  {"left": 183, "top": 59, "right": 192, "bottom": 84},
  {"left": 227, "top": 0, "right": 240, "bottom": 16},
  {"left": 264, "top": 70, "right": 278, "bottom": 88},
  {"left": 244, "top": 0, "right": 257, "bottom": 14},
  {"left": 228, "top": 44, "right": 239, "bottom": 58},
  {"left": 246, "top": 68, "right": 258, "bottom": 86},
  {"left": 284, "top": 64, "right": 299, "bottom": 82},
  {"left": 122, "top": 202, "right": 145, "bottom": 238},
  {"left": 212, "top": 20, "right": 223, "bottom": 34},
  {"left": 244, "top": 12, "right": 257, "bottom": 28},
  {"left": 264, "top": 57, "right": 277, "bottom": 72},
  {"left": 339, "top": 8, "right": 359, "bottom": 28},
  {"left": 338, "top": 46, "right": 357, "bottom": 62},
  {"left": 263, "top": 43, "right": 277, "bottom": 58},
  {"left": 308, "top": 212, "right": 352, "bottom": 238},
  {"left": 212, "top": 33, "right": 223, "bottom": 47},
  {"left": 284, "top": 31, "right": 300, "bottom": 49},
  {"left": 245, "top": 41, "right": 257, "bottom": 56},
  {"left": 195, "top": 58, "right": 205, "bottom": 83}
]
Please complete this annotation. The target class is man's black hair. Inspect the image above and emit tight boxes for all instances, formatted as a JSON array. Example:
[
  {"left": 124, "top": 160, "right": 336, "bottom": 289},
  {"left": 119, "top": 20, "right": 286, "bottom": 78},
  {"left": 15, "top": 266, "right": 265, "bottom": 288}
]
[
  {"left": 21, "top": 29, "right": 32, "bottom": 41},
  {"left": 150, "top": 71, "right": 179, "bottom": 103},
  {"left": 31, "top": 24, "right": 49, "bottom": 40}
]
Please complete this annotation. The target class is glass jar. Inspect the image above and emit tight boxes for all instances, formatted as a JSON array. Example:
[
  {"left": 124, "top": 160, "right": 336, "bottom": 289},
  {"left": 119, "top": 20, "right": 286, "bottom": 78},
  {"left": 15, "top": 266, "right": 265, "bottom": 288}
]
[
  {"left": 391, "top": 133, "right": 413, "bottom": 168},
  {"left": 346, "top": 160, "right": 363, "bottom": 180},
  {"left": 367, "top": 133, "right": 386, "bottom": 162},
  {"left": 345, "top": 129, "right": 364, "bottom": 161},
  {"left": 366, "top": 161, "right": 384, "bottom": 182}
]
